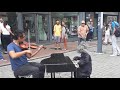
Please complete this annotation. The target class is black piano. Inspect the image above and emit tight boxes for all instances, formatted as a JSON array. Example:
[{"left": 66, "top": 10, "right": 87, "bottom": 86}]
[{"left": 41, "top": 53, "right": 76, "bottom": 78}]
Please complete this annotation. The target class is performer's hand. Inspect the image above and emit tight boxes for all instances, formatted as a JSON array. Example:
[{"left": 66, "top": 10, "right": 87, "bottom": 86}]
[
  {"left": 25, "top": 50, "right": 32, "bottom": 55},
  {"left": 25, "top": 50, "right": 32, "bottom": 58}
]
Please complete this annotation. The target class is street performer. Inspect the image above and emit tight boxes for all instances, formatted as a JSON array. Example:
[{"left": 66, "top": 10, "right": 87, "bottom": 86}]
[{"left": 7, "top": 31, "right": 45, "bottom": 78}]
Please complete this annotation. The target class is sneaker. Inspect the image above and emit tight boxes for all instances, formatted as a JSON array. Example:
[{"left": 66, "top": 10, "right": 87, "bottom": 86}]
[
  {"left": 63, "top": 49, "right": 67, "bottom": 51},
  {"left": 117, "top": 53, "right": 120, "bottom": 56},
  {"left": 110, "top": 54, "right": 117, "bottom": 57},
  {"left": 0, "top": 59, "right": 7, "bottom": 61}
]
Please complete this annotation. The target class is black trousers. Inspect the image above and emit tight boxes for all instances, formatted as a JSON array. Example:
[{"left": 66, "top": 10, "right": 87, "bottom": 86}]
[
  {"left": 14, "top": 62, "right": 45, "bottom": 78},
  {"left": 86, "top": 32, "right": 93, "bottom": 41},
  {"left": 1, "top": 34, "right": 11, "bottom": 51}
]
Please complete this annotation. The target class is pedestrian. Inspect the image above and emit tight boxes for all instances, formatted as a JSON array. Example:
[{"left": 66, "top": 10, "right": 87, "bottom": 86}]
[
  {"left": 86, "top": 21, "right": 94, "bottom": 41},
  {"left": 89, "top": 21, "right": 94, "bottom": 41},
  {"left": 110, "top": 18, "right": 120, "bottom": 56},
  {"left": 1, "top": 21, "right": 14, "bottom": 54},
  {"left": 77, "top": 20, "right": 89, "bottom": 46},
  {"left": 0, "top": 17, "right": 7, "bottom": 61},
  {"left": 53, "top": 20, "right": 62, "bottom": 50},
  {"left": 61, "top": 21, "right": 68, "bottom": 50},
  {"left": 7, "top": 31, "right": 45, "bottom": 78},
  {"left": 103, "top": 24, "right": 112, "bottom": 45}
]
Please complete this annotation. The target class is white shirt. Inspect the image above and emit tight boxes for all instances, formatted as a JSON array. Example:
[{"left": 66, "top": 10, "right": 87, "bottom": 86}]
[
  {"left": 0, "top": 22, "right": 4, "bottom": 31},
  {"left": 1, "top": 24, "right": 11, "bottom": 35},
  {"left": 105, "top": 27, "right": 110, "bottom": 35},
  {"left": 62, "top": 26, "right": 68, "bottom": 39}
]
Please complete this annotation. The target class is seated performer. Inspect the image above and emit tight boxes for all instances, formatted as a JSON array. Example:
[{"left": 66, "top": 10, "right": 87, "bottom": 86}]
[
  {"left": 7, "top": 31, "right": 45, "bottom": 78},
  {"left": 73, "top": 45, "right": 92, "bottom": 78}
]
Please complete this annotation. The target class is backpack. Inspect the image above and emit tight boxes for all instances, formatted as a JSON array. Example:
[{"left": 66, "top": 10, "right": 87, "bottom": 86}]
[
  {"left": 114, "top": 21, "right": 120, "bottom": 37},
  {"left": 114, "top": 29, "right": 120, "bottom": 37}
]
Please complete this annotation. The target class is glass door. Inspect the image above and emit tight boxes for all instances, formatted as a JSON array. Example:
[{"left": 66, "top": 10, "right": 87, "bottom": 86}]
[
  {"left": 23, "top": 14, "right": 36, "bottom": 43},
  {"left": 37, "top": 14, "right": 48, "bottom": 42}
]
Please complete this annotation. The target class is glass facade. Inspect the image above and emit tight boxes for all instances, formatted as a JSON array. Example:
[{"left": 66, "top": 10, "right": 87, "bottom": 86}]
[
  {"left": 51, "top": 12, "right": 79, "bottom": 37},
  {"left": 23, "top": 14, "right": 36, "bottom": 42},
  {"left": 0, "top": 12, "right": 119, "bottom": 43},
  {"left": 22, "top": 13, "right": 50, "bottom": 43}
]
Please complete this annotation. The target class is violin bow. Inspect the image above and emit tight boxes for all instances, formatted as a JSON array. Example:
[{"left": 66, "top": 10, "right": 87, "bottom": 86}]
[{"left": 28, "top": 29, "right": 31, "bottom": 50}]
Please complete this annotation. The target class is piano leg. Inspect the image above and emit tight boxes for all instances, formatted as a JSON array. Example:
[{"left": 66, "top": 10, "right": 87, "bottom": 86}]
[
  {"left": 53, "top": 73, "right": 55, "bottom": 78},
  {"left": 71, "top": 72, "right": 74, "bottom": 78},
  {"left": 51, "top": 73, "right": 53, "bottom": 78},
  {"left": 51, "top": 72, "right": 55, "bottom": 78}
]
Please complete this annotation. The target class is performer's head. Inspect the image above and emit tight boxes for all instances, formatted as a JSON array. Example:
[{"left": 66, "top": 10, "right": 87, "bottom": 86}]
[
  {"left": 13, "top": 31, "right": 26, "bottom": 42},
  {"left": 77, "top": 44, "right": 87, "bottom": 53}
]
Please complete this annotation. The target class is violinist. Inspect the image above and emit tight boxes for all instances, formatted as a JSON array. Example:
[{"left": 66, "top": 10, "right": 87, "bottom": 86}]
[{"left": 7, "top": 31, "right": 45, "bottom": 78}]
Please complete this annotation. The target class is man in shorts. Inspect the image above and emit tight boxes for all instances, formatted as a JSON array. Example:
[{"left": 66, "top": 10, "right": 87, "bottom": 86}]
[{"left": 53, "top": 20, "right": 62, "bottom": 50}]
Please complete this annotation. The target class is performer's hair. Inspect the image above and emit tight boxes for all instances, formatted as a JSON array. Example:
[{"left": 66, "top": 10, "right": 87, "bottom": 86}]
[{"left": 13, "top": 30, "right": 25, "bottom": 40}]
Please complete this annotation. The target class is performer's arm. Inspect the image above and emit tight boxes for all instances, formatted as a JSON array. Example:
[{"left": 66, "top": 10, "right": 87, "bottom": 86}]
[{"left": 26, "top": 45, "right": 44, "bottom": 58}]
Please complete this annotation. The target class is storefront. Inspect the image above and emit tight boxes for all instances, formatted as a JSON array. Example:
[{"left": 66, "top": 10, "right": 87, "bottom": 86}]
[
  {"left": 19, "top": 12, "right": 52, "bottom": 44},
  {"left": 2, "top": 12, "right": 119, "bottom": 43},
  {"left": 51, "top": 12, "right": 79, "bottom": 36},
  {"left": 85, "top": 12, "right": 119, "bottom": 38}
]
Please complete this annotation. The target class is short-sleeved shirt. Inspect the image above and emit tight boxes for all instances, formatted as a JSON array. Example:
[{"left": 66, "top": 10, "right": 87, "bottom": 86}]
[
  {"left": 111, "top": 21, "right": 119, "bottom": 34},
  {"left": 53, "top": 24, "right": 62, "bottom": 36},
  {"left": 0, "top": 22, "right": 4, "bottom": 31},
  {"left": 111, "top": 21, "right": 115, "bottom": 34},
  {"left": 78, "top": 25, "right": 89, "bottom": 38},
  {"left": 1, "top": 24, "right": 11, "bottom": 35},
  {"left": 7, "top": 42, "right": 28, "bottom": 71}
]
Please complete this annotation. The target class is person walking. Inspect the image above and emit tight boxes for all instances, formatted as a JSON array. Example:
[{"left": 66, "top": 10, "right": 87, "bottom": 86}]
[
  {"left": 0, "top": 17, "right": 7, "bottom": 61},
  {"left": 61, "top": 21, "right": 68, "bottom": 50},
  {"left": 77, "top": 20, "right": 89, "bottom": 46},
  {"left": 110, "top": 18, "right": 120, "bottom": 56},
  {"left": 0, "top": 21, "right": 14, "bottom": 54},
  {"left": 103, "top": 24, "right": 112, "bottom": 45}
]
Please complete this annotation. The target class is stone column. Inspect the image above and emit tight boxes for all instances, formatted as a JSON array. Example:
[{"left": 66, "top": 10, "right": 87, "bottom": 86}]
[{"left": 16, "top": 12, "right": 23, "bottom": 31}]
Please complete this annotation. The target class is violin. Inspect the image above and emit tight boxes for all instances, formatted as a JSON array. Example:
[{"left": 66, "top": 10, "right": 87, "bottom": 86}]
[{"left": 19, "top": 41, "right": 46, "bottom": 50}]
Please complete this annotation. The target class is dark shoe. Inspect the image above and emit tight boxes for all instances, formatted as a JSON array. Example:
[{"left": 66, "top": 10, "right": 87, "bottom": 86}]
[
  {"left": 55, "top": 48, "right": 57, "bottom": 50},
  {"left": 4, "top": 51, "right": 8, "bottom": 54},
  {"left": 117, "top": 53, "right": 120, "bottom": 56},
  {"left": 58, "top": 47, "right": 62, "bottom": 50},
  {"left": 54, "top": 47, "right": 57, "bottom": 50}
]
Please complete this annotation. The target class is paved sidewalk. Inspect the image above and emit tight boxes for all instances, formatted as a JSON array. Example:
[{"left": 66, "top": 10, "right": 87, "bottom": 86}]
[
  {"left": 1, "top": 38, "right": 120, "bottom": 78},
  {"left": 0, "top": 41, "right": 97, "bottom": 66}
]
